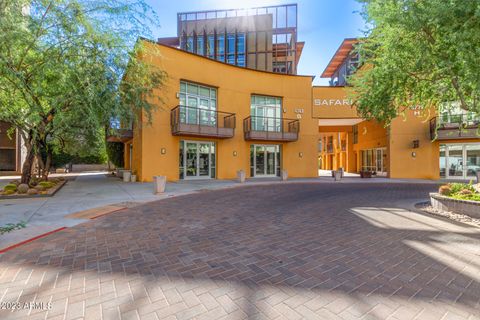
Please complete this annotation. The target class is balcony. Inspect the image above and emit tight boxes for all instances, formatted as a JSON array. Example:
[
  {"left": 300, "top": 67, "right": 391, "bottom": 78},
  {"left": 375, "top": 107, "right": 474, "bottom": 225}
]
[
  {"left": 106, "top": 128, "right": 133, "bottom": 143},
  {"left": 243, "top": 116, "right": 299, "bottom": 142},
  {"left": 171, "top": 105, "right": 235, "bottom": 138},
  {"left": 326, "top": 144, "right": 334, "bottom": 153},
  {"left": 430, "top": 114, "right": 480, "bottom": 140}
]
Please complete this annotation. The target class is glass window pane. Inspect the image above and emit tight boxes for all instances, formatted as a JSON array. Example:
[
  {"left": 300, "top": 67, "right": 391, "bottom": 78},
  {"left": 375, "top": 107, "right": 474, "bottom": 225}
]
[
  {"left": 210, "top": 89, "right": 216, "bottom": 99},
  {"left": 237, "top": 33, "right": 245, "bottom": 53},
  {"left": 199, "top": 86, "right": 210, "bottom": 98},
  {"left": 466, "top": 145, "right": 480, "bottom": 177},
  {"left": 217, "top": 34, "right": 225, "bottom": 56},
  {"left": 197, "top": 37, "right": 204, "bottom": 55},
  {"left": 439, "top": 144, "right": 446, "bottom": 178},
  {"left": 187, "top": 83, "right": 198, "bottom": 95},
  {"left": 227, "top": 34, "right": 235, "bottom": 54},
  {"left": 447, "top": 145, "right": 463, "bottom": 177},
  {"left": 180, "top": 82, "right": 186, "bottom": 93},
  {"left": 179, "top": 93, "right": 186, "bottom": 106},
  {"left": 207, "top": 35, "right": 215, "bottom": 59},
  {"left": 187, "top": 36, "right": 194, "bottom": 52},
  {"left": 237, "top": 54, "right": 245, "bottom": 67},
  {"left": 227, "top": 54, "right": 235, "bottom": 65}
]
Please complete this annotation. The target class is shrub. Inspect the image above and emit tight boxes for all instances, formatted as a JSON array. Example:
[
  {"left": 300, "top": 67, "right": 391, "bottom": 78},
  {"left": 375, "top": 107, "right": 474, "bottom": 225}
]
[
  {"left": 4, "top": 184, "right": 17, "bottom": 192},
  {"left": 448, "top": 182, "right": 475, "bottom": 194},
  {"left": 451, "top": 193, "right": 480, "bottom": 202},
  {"left": 106, "top": 141, "right": 124, "bottom": 168},
  {"left": 9, "top": 180, "right": 20, "bottom": 186},
  {"left": 38, "top": 181, "right": 55, "bottom": 189},
  {"left": 0, "top": 221, "right": 26, "bottom": 235},
  {"left": 438, "top": 185, "right": 451, "bottom": 196},
  {"left": 27, "top": 188, "right": 38, "bottom": 195},
  {"left": 17, "top": 183, "right": 29, "bottom": 194},
  {"left": 3, "top": 189, "right": 15, "bottom": 195}
]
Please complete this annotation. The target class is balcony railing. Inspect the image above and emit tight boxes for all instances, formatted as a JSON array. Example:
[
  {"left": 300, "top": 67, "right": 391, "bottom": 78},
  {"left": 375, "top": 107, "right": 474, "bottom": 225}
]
[
  {"left": 430, "top": 113, "right": 480, "bottom": 140},
  {"left": 171, "top": 105, "right": 236, "bottom": 138},
  {"left": 243, "top": 116, "right": 299, "bottom": 142},
  {"left": 326, "top": 144, "right": 334, "bottom": 153}
]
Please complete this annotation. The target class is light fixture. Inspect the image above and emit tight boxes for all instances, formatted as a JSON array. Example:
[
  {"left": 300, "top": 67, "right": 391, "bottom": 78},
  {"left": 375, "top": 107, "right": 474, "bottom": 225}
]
[
  {"left": 161, "top": 148, "right": 166, "bottom": 155},
  {"left": 411, "top": 152, "right": 416, "bottom": 158},
  {"left": 299, "top": 152, "right": 303, "bottom": 158},
  {"left": 233, "top": 151, "right": 237, "bottom": 157}
]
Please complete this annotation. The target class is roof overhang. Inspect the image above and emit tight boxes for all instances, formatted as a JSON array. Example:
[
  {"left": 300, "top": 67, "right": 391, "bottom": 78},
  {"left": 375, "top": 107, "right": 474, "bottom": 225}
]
[{"left": 321, "top": 38, "right": 359, "bottom": 78}]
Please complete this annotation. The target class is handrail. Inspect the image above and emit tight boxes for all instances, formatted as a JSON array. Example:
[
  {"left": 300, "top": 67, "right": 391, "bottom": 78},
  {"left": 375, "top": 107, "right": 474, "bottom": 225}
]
[{"left": 430, "top": 114, "right": 480, "bottom": 140}]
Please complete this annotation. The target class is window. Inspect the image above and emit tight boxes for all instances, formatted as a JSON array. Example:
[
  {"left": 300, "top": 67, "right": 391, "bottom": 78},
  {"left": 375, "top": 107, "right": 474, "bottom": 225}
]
[
  {"left": 196, "top": 36, "right": 204, "bottom": 56},
  {"left": 186, "top": 36, "right": 194, "bottom": 53},
  {"left": 250, "top": 95, "right": 282, "bottom": 132},
  {"left": 353, "top": 125, "right": 358, "bottom": 144},
  {"left": 236, "top": 33, "right": 245, "bottom": 67},
  {"left": 207, "top": 35, "right": 215, "bottom": 59},
  {"left": 179, "top": 81, "right": 217, "bottom": 126},
  {"left": 227, "top": 34, "right": 235, "bottom": 65},
  {"left": 216, "top": 34, "right": 225, "bottom": 62}
]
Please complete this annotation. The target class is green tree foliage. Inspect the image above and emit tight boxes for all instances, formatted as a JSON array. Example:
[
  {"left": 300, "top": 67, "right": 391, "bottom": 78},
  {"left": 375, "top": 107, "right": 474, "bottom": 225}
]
[
  {"left": 0, "top": 0, "right": 165, "bottom": 183},
  {"left": 106, "top": 142, "right": 124, "bottom": 168},
  {"left": 349, "top": 0, "right": 480, "bottom": 124}
]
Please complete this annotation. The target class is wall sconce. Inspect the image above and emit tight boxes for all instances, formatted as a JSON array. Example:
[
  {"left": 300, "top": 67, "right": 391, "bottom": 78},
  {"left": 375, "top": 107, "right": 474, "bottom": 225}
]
[
  {"left": 298, "top": 152, "right": 303, "bottom": 158},
  {"left": 411, "top": 152, "right": 416, "bottom": 158},
  {"left": 412, "top": 140, "right": 420, "bottom": 149},
  {"left": 233, "top": 151, "right": 237, "bottom": 157},
  {"left": 176, "top": 92, "right": 180, "bottom": 99},
  {"left": 161, "top": 148, "right": 166, "bottom": 155}
]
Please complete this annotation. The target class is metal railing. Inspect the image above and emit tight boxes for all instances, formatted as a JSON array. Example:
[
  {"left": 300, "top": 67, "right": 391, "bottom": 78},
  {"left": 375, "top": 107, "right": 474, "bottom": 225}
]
[
  {"left": 430, "top": 113, "right": 480, "bottom": 140},
  {"left": 171, "top": 105, "right": 236, "bottom": 138},
  {"left": 243, "top": 116, "right": 299, "bottom": 141}
]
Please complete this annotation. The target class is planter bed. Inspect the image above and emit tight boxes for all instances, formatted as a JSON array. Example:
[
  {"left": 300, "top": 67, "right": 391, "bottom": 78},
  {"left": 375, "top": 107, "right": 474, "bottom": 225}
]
[
  {"left": 430, "top": 192, "right": 480, "bottom": 219},
  {"left": 0, "top": 180, "right": 67, "bottom": 199}
]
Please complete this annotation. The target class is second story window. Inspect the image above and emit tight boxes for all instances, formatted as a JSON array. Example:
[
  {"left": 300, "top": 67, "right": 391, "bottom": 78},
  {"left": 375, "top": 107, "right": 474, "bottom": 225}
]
[
  {"left": 179, "top": 81, "right": 217, "bottom": 126},
  {"left": 250, "top": 95, "right": 282, "bottom": 132},
  {"left": 353, "top": 125, "right": 358, "bottom": 144}
]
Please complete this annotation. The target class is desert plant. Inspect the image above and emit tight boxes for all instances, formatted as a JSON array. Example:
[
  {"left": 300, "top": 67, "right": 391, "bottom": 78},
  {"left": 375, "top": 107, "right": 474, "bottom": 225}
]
[
  {"left": 9, "top": 180, "right": 20, "bottom": 186},
  {"left": 38, "top": 181, "right": 55, "bottom": 189},
  {"left": 17, "top": 183, "right": 29, "bottom": 194},
  {"left": 3, "top": 184, "right": 17, "bottom": 192},
  {"left": 448, "top": 183, "right": 475, "bottom": 195},
  {"left": 438, "top": 185, "right": 452, "bottom": 196},
  {"left": 0, "top": 221, "right": 27, "bottom": 235},
  {"left": 34, "top": 185, "right": 46, "bottom": 192}
]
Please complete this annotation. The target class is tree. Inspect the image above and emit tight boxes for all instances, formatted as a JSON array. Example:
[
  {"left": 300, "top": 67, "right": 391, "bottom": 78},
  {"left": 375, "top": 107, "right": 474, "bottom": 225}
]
[
  {"left": 349, "top": 0, "right": 480, "bottom": 124},
  {"left": 0, "top": 0, "right": 165, "bottom": 183}
]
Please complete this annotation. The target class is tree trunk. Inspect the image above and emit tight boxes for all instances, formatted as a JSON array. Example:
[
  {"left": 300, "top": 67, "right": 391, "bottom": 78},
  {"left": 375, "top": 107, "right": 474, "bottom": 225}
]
[
  {"left": 20, "top": 143, "right": 35, "bottom": 184},
  {"left": 42, "top": 150, "right": 52, "bottom": 180}
]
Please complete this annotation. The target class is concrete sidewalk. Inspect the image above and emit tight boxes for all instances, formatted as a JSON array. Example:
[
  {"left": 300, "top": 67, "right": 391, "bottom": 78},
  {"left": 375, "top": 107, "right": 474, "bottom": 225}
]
[{"left": 0, "top": 172, "right": 439, "bottom": 250}]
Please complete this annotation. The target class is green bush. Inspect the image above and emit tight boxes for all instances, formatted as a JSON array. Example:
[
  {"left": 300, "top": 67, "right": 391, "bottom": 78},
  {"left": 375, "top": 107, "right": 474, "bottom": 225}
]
[
  {"left": 0, "top": 221, "right": 26, "bottom": 235},
  {"left": 448, "top": 182, "right": 474, "bottom": 194},
  {"left": 4, "top": 184, "right": 17, "bottom": 192},
  {"left": 451, "top": 194, "right": 480, "bottom": 202},
  {"left": 106, "top": 142, "right": 124, "bottom": 168},
  {"left": 3, "top": 189, "right": 15, "bottom": 195},
  {"left": 38, "top": 181, "right": 55, "bottom": 189}
]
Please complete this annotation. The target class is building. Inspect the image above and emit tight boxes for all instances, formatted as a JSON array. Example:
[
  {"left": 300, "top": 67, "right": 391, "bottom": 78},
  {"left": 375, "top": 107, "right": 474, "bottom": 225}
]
[
  {"left": 158, "top": 4, "right": 304, "bottom": 74},
  {"left": 0, "top": 121, "right": 24, "bottom": 174},
  {"left": 317, "top": 39, "right": 480, "bottom": 180},
  {"left": 116, "top": 5, "right": 479, "bottom": 182}
]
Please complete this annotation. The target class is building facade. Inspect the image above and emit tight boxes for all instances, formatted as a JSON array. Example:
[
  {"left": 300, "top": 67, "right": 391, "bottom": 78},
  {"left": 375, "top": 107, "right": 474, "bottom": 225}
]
[
  {"left": 117, "top": 6, "right": 479, "bottom": 182},
  {"left": 317, "top": 39, "right": 480, "bottom": 180},
  {"left": 0, "top": 121, "right": 23, "bottom": 174}
]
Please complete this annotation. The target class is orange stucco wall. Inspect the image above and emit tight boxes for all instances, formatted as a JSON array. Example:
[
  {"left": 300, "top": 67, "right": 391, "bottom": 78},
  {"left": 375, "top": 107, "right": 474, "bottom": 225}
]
[{"left": 134, "top": 41, "right": 319, "bottom": 182}]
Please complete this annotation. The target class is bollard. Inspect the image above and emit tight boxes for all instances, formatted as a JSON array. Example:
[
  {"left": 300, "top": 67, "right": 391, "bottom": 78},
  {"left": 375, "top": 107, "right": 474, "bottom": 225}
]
[{"left": 153, "top": 176, "right": 167, "bottom": 193}]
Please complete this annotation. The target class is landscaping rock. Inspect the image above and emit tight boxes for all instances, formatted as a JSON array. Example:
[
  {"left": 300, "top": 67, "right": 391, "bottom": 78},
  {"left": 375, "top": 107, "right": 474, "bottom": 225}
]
[
  {"left": 17, "top": 183, "right": 29, "bottom": 194},
  {"left": 34, "top": 185, "right": 46, "bottom": 191},
  {"left": 27, "top": 188, "right": 38, "bottom": 195},
  {"left": 438, "top": 185, "right": 452, "bottom": 196}
]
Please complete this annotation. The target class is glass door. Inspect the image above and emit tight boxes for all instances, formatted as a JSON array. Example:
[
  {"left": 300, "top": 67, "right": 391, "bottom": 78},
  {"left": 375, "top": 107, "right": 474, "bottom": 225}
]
[
  {"left": 441, "top": 144, "right": 480, "bottom": 179},
  {"left": 180, "top": 141, "right": 215, "bottom": 179},
  {"left": 251, "top": 144, "right": 280, "bottom": 177},
  {"left": 375, "top": 148, "right": 387, "bottom": 176}
]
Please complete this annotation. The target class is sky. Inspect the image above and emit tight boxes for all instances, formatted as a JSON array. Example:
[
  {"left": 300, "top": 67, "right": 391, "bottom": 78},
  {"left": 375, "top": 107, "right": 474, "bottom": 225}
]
[{"left": 144, "top": 0, "right": 366, "bottom": 85}]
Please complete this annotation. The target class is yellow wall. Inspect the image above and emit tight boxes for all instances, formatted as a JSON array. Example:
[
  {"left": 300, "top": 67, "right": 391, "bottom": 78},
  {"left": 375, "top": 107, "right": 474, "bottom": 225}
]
[
  {"left": 388, "top": 110, "right": 439, "bottom": 179},
  {"left": 135, "top": 40, "right": 319, "bottom": 182}
]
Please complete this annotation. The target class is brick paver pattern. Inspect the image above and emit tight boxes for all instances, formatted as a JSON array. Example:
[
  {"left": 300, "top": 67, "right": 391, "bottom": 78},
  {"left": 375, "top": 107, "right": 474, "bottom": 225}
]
[{"left": 1, "top": 183, "right": 480, "bottom": 320}]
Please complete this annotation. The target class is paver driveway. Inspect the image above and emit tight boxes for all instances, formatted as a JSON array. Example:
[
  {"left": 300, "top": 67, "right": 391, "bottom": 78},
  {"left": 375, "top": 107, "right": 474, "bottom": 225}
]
[{"left": 1, "top": 182, "right": 479, "bottom": 320}]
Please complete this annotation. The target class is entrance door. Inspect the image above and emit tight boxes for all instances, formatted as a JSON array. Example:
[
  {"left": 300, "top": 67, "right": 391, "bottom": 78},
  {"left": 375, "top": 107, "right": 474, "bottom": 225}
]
[
  {"left": 375, "top": 148, "right": 387, "bottom": 176},
  {"left": 181, "top": 141, "right": 215, "bottom": 179},
  {"left": 251, "top": 145, "right": 280, "bottom": 177}
]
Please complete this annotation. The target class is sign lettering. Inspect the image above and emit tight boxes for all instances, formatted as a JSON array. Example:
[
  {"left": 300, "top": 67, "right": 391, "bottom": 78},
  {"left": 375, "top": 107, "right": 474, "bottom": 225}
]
[{"left": 314, "top": 99, "right": 352, "bottom": 106}]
